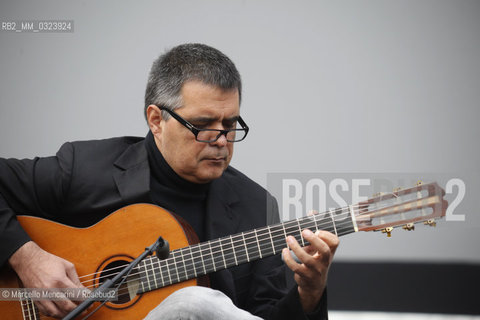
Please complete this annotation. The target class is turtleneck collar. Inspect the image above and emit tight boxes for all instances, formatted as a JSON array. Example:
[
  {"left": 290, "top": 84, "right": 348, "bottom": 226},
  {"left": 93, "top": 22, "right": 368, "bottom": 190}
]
[{"left": 145, "top": 131, "right": 210, "bottom": 196}]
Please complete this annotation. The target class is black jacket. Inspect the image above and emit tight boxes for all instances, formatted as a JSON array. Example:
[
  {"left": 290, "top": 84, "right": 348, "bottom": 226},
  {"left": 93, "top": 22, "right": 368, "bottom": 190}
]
[{"left": 0, "top": 136, "right": 327, "bottom": 319}]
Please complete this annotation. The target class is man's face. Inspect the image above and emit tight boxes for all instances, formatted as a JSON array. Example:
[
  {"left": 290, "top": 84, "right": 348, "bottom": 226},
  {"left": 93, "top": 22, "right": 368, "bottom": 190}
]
[{"left": 150, "top": 81, "right": 240, "bottom": 184}]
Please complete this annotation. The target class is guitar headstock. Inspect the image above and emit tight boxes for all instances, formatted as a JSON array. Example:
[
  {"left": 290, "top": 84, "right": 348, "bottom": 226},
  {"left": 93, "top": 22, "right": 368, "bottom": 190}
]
[{"left": 354, "top": 181, "right": 448, "bottom": 236}]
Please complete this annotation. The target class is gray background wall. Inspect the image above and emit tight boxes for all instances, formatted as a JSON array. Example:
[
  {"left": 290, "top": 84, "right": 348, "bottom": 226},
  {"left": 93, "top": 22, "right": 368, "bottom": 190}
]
[{"left": 1, "top": 1, "right": 479, "bottom": 264}]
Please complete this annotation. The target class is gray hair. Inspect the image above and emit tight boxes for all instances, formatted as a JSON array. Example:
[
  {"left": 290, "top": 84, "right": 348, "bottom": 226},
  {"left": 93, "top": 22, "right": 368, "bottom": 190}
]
[{"left": 144, "top": 43, "right": 242, "bottom": 120}]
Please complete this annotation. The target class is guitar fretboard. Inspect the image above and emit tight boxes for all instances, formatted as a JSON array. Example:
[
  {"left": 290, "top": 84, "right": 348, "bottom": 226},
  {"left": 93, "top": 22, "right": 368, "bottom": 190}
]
[{"left": 137, "top": 209, "right": 356, "bottom": 294}]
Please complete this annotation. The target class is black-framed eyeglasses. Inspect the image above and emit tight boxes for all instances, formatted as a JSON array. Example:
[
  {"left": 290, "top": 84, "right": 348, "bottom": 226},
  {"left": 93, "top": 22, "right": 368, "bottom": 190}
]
[{"left": 159, "top": 106, "right": 249, "bottom": 143}]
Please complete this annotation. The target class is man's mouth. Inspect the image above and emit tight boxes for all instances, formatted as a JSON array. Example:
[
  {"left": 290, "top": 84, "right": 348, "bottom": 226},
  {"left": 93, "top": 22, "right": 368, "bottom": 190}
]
[{"left": 204, "top": 156, "right": 227, "bottom": 162}]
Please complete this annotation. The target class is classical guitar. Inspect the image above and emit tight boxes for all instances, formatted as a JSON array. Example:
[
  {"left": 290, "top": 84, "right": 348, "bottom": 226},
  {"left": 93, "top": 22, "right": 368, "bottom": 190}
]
[{"left": 0, "top": 181, "right": 447, "bottom": 319}]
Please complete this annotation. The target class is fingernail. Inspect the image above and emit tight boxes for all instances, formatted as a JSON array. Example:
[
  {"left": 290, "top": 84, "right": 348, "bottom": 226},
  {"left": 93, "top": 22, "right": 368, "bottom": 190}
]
[{"left": 303, "top": 229, "right": 313, "bottom": 237}]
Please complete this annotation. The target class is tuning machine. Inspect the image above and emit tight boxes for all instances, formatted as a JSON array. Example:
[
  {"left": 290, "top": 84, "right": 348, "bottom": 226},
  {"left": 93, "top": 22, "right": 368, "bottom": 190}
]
[
  {"left": 402, "top": 223, "right": 415, "bottom": 231},
  {"left": 381, "top": 227, "right": 394, "bottom": 237},
  {"left": 424, "top": 219, "right": 436, "bottom": 227}
]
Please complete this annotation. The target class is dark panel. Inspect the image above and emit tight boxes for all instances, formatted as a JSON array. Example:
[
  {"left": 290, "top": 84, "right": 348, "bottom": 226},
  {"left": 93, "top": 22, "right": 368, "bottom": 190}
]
[{"left": 327, "top": 262, "right": 480, "bottom": 315}]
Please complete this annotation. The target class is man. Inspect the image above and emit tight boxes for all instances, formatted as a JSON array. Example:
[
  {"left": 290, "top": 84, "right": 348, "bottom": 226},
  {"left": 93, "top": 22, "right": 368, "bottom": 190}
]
[{"left": 0, "top": 43, "right": 338, "bottom": 319}]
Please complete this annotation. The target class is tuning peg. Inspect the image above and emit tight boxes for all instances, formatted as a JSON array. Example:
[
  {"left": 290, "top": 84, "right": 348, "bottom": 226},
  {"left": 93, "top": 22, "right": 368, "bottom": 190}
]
[
  {"left": 416, "top": 180, "right": 423, "bottom": 186},
  {"left": 393, "top": 187, "right": 402, "bottom": 193},
  {"left": 424, "top": 219, "right": 436, "bottom": 227},
  {"left": 381, "top": 227, "right": 393, "bottom": 237},
  {"left": 402, "top": 223, "right": 415, "bottom": 231}
]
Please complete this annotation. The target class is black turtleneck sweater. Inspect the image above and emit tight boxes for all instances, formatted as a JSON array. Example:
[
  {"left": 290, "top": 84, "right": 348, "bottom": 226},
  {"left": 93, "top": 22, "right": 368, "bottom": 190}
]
[{"left": 145, "top": 132, "right": 210, "bottom": 242}]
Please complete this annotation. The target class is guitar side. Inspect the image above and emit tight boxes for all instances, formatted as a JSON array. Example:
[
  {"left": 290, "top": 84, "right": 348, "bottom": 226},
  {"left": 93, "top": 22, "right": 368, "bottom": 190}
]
[{"left": 0, "top": 204, "right": 198, "bottom": 319}]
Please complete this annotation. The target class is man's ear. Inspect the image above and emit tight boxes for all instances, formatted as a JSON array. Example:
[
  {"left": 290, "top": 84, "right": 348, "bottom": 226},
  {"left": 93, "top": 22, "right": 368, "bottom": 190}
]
[{"left": 146, "top": 105, "right": 163, "bottom": 134}]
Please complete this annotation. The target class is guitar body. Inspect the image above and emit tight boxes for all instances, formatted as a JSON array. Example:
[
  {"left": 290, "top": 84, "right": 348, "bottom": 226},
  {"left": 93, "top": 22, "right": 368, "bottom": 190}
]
[{"left": 0, "top": 204, "right": 199, "bottom": 319}]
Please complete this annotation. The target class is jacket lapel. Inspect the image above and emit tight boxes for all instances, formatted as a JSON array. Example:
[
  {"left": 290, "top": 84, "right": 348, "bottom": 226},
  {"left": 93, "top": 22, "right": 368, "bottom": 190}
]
[{"left": 113, "top": 139, "right": 151, "bottom": 203}]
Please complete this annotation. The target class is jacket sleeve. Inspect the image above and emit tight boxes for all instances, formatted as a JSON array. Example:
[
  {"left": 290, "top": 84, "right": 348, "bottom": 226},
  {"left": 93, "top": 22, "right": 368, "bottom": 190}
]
[
  {"left": 245, "top": 195, "right": 328, "bottom": 320},
  {"left": 0, "top": 143, "right": 74, "bottom": 266}
]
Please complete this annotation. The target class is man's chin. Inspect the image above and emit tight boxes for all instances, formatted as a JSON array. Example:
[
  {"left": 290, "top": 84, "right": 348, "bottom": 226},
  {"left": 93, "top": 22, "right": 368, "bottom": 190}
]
[{"left": 195, "top": 166, "right": 227, "bottom": 183}]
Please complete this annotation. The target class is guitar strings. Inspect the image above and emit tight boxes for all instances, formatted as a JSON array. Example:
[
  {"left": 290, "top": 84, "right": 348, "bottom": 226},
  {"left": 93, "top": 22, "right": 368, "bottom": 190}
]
[
  {"left": 74, "top": 198, "right": 399, "bottom": 290},
  {"left": 74, "top": 195, "right": 409, "bottom": 291},
  {"left": 73, "top": 203, "right": 354, "bottom": 282},
  {"left": 97, "top": 219, "right": 358, "bottom": 298},
  {"left": 89, "top": 195, "right": 416, "bottom": 290},
  {"left": 75, "top": 214, "right": 356, "bottom": 291},
  {"left": 73, "top": 203, "right": 369, "bottom": 290}
]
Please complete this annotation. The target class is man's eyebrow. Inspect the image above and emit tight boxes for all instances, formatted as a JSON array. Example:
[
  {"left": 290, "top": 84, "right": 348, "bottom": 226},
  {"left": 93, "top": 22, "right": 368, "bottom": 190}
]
[{"left": 188, "top": 115, "right": 240, "bottom": 123}]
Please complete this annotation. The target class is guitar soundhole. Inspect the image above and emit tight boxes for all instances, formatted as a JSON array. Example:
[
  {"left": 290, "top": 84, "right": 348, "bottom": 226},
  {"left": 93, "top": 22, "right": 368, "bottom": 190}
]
[{"left": 96, "top": 257, "right": 141, "bottom": 308}]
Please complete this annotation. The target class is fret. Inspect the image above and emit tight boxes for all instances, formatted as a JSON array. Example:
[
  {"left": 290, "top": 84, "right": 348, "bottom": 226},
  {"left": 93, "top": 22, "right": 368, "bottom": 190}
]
[
  {"left": 199, "top": 243, "right": 214, "bottom": 274},
  {"left": 269, "top": 224, "right": 286, "bottom": 254},
  {"left": 188, "top": 246, "right": 198, "bottom": 278},
  {"left": 138, "top": 261, "right": 146, "bottom": 292},
  {"left": 257, "top": 226, "right": 273, "bottom": 257},
  {"left": 241, "top": 232, "right": 250, "bottom": 262},
  {"left": 221, "top": 236, "right": 237, "bottom": 268},
  {"left": 312, "top": 212, "right": 320, "bottom": 232},
  {"left": 161, "top": 259, "right": 170, "bottom": 287},
  {"left": 190, "top": 245, "right": 206, "bottom": 278},
  {"left": 171, "top": 250, "right": 186, "bottom": 283},
  {"left": 156, "top": 258, "right": 165, "bottom": 288},
  {"left": 150, "top": 257, "right": 160, "bottom": 288},
  {"left": 164, "top": 256, "right": 173, "bottom": 285},
  {"left": 150, "top": 257, "right": 159, "bottom": 288},
  {"left": 231, "top": 233, "right": 247, "bottom": 264},
  {"left": 209, "top": 239, "right": 223, "bottom": 271},
  {"left": 328, "top": 210, "right": 338, "bottom": 236},
  {"left": 245, "top": 231, "right": 261, "bottom": 260},
  {"left": 142, "top": 259, "right": 153, "bottom": 291},
  {"left": 207, "top": 241, "right": 217, "bottom": 272},
  {"left": 197, "top": 243, "right": 207, "bottom": 274},
  {"left": 219, "top": 238, "right": 228, "bottom": 269},
  {"left": 172, "top": 251, "right": 183, "bottom": 283},
  {"left": 267, "top": 225, "right": 276, "bottom": 255},
  {"left": 281, "top": 222, "right": 288, "bottom": 244},
  {"left": 229, "top": 235, "right": 238, "bottom": 265},
  {"left": 254, "top": 229, "right": 262, "bottom": 259},
  {"left": 179, "top": 248, "right": 188, "bottom": 282},
  {"left": 297, "top": 219, "right": 305, "bottom": 246}
]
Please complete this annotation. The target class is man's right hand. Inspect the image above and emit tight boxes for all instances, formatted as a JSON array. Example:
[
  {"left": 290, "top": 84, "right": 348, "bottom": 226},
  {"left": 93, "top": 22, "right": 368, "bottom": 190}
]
[{"left": 8, "top": 241, "right": 86, "bottom": 318}]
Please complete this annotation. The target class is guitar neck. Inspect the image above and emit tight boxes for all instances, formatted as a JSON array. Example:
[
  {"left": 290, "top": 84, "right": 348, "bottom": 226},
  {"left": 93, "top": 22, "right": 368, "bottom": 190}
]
[{"left": 137, "top": 207, "right": 356, "bottom": 293}]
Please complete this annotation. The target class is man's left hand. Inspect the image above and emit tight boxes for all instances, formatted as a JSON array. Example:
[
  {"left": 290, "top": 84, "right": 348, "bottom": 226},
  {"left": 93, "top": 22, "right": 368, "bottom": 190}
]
[{"left": 282, "top": 228, "right": 339, "bottom": 313}]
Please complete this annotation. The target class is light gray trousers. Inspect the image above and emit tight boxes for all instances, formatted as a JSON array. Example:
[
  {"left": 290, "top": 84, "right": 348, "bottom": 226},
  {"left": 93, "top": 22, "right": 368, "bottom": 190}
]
[{"left": 143, "top": 286, "right": 262, "bottom": 320}]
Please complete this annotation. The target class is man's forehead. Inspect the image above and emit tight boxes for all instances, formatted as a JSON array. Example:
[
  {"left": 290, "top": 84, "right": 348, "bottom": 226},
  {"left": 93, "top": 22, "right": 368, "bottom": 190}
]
[
  {"left": 177, "top": 81, "right": 240, "bottom": 118},
  {"left": 180, "top": 81, "right": 239, "bottom": 101}
]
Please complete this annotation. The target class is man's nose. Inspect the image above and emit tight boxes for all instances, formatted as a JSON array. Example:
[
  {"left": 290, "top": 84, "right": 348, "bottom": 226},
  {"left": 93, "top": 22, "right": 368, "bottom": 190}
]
[{"left": 211, "top": 132, "right": 228, "bottom": 147}]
